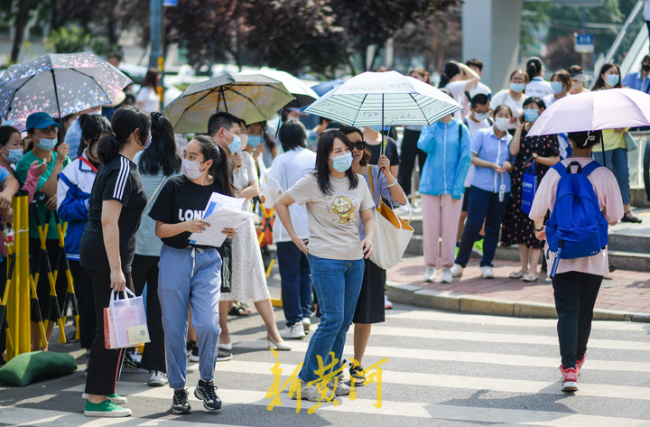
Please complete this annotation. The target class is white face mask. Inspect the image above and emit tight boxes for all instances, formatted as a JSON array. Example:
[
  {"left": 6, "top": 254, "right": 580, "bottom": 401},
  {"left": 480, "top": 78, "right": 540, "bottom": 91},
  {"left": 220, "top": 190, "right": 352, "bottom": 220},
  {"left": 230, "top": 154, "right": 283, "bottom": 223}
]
[
  {"left": 495, "top": 117, "right": 510, "bottom": 132},
  {"left": 181, "top": 158, "right": 204, "bottom": 180},
  {"left": 474, "top": 112, "right": 490, "bottom": 122}
]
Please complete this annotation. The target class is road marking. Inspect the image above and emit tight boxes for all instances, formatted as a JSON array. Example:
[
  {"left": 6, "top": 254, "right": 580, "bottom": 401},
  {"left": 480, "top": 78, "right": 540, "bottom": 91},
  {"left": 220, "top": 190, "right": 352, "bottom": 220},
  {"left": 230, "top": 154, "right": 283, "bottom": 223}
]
[
  {"left": 49, "top": 387, "right": 650, "bottom": 426},
  {"left": 385, "top": 309, "right": 650, "bottom": 332},
  {"left": 65, "top": 360, "right": 650, "bottom": 401},
  {"left": 363, "top": 325, "right": 650, "bottom": 351}
]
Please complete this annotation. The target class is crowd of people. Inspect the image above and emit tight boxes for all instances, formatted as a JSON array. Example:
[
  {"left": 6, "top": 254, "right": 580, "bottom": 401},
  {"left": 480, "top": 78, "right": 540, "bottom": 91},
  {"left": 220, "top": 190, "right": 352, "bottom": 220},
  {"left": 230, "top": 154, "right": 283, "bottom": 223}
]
[{"left": 0, "top": 52, "right": 639, "bottom": 415}]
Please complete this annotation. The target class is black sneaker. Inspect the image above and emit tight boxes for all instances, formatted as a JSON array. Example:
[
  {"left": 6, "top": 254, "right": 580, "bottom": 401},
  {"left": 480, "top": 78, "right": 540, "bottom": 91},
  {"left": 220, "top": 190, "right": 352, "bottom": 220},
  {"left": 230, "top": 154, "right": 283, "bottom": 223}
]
[
  {"left": 172, "top": 388, "right": 191, "bottom": 415},
  {"left": 194, "top": 379, "right": 222, "bottom": 411},
  {"left": 216, "top": 349, "right": 232, "bottom": 362},
  {"left": 122, "top": 350, "right": 147, "bottom": 373}
]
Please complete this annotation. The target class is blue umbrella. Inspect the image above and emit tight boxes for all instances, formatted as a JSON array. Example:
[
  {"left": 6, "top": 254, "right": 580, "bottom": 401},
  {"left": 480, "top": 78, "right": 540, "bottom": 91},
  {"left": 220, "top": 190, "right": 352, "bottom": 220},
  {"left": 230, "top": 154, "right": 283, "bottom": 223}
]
[{"left": 310, "top": 79, "right": 346, "bottom": 97}]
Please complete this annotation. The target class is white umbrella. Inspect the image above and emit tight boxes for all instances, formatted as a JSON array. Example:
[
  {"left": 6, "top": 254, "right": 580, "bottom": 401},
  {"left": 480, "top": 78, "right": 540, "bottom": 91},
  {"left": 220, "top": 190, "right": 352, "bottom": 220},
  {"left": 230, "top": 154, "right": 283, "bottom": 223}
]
[
  {"left": 242, "top": 68, "right": 318, "bottom": 108},
  {"left": 305, "top": 70, "right": 462, "bottom": 127}
]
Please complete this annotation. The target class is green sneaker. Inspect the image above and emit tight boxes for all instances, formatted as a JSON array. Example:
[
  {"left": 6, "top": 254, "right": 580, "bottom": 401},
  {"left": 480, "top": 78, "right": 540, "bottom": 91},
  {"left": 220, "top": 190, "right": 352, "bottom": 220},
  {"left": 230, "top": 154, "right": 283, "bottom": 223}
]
[
  {"left": 84, "top": 399, "right": 131, "bottom": 417},
  {"left": 82, "top": 392, "right": 127, "bottom": 405},
  {"left": 472, "top": 239, "right": 484, "bottom": 257}
]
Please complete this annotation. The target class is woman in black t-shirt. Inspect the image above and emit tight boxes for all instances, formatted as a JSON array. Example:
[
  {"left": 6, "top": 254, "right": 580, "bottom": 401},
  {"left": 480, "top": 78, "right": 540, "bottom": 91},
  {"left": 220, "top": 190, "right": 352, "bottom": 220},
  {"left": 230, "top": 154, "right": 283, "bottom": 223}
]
[
  {"left": 148, "top": 135, "right": 236, "bottom": 415},
  {"left": 79, "top": 106, "right": 150, "bottom": 418}
]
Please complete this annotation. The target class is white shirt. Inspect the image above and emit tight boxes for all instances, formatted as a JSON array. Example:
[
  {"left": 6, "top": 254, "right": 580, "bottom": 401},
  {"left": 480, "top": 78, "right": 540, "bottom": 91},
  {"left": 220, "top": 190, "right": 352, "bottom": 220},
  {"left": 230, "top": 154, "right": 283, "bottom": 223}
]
[
  {"left": 445, "top": 80, "right": 468, "bottom": 121},
  {"left": 261, "top": 148, "right": 316, "bottom": 242},
  {"left": 491, "top": 89, "right": 527, "bottom": 129},
  {"left": 525, "top": 77, "right": 553, "bottom": 98},
  {"left": 136, "top": 86, "right": 160, "bottom": 113},
  {"left": 644, "top": 0, "right": 650, "bottom": 21}
]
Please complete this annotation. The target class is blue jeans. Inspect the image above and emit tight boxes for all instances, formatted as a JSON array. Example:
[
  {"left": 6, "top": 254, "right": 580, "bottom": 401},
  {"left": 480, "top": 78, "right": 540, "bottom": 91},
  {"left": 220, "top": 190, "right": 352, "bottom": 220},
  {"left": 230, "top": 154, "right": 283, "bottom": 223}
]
[
  {"left": 592, "top": 148, "right": 630, "bottom": 205},
  {"left": 276, "top": 241, "right": 313, "bottom": 327},
  {"left": 456, "top": 186, "right": 510, "bottom": 268},
  {"left": 299, "top": 254, "right": 365, "bottom": 383},
  {"left": 158, "top": 245, "right": 222, "bottom": 389}
]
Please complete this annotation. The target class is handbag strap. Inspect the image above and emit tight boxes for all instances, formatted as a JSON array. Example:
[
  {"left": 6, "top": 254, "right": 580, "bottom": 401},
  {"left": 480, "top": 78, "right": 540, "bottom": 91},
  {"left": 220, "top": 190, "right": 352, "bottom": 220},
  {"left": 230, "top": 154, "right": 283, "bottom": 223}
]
[
  {"left": 78, "top": 156, "right": 98, "bottom": 173},
  {"left": 144, "top": 175, "right": 167, "bottom": 212}
]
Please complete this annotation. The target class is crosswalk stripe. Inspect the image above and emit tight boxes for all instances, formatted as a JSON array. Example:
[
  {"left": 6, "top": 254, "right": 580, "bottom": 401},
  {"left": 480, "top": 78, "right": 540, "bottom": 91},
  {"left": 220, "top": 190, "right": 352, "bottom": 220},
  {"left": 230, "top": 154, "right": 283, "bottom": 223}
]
[
  {"left": 385, "top": 309, "right": 649, "bottom": 332},
  {"left": 0, "top": 406, "right": 247, "bottom": 426},
  {"left": 65, "top": 360, "right": 650, "bottom": 402},
  {"left": 365, "top": 325, "right": 650, "bottom": 350},
  {"left": 282, "top": 341, "right": 650, "bottom": 373},
  {"left": 55, "top": 385, "right": 650, "bottom": 426}
]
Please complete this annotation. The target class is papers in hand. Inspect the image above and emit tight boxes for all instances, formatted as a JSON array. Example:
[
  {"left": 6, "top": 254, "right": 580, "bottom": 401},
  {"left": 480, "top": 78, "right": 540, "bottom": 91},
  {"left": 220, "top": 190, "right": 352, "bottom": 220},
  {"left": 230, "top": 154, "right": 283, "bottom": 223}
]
[{"left": 189, "top": 192, "right": 253, "bottom": 248}]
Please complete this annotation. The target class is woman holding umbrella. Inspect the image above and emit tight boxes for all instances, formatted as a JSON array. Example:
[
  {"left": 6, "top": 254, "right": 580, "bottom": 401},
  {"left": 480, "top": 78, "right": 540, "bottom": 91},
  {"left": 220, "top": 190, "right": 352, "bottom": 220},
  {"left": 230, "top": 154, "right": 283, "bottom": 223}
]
[
  {"left": 530, "top": 130, "right": 623, "bottom": 391},
  {"left": 591, "top": 63, "right": 641, "bottom": 223},
  {"left": 274, "top": 130, "right": 376, "bottom": 400}
]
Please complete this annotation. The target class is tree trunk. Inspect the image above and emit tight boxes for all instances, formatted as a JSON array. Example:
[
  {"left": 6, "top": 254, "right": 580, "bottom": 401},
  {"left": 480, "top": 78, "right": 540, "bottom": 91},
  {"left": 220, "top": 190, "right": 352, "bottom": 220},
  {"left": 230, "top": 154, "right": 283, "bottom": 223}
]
[{"left": 10, "top": 0, "right": 31, "bottom": 64}]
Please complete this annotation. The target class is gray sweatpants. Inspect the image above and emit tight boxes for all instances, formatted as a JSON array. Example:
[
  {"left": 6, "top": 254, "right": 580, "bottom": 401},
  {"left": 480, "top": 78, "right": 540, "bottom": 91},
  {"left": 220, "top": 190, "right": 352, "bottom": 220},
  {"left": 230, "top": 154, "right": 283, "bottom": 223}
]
[{"left": 158, "top": 244, "right": 222, "bottom": 389}]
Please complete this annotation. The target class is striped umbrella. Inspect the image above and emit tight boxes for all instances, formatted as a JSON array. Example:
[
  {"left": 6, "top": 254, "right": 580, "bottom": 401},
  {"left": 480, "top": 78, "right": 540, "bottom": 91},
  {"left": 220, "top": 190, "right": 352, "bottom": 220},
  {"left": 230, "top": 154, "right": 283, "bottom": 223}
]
[{"left": 305, "top": 71, "right": 462, "bottom": 127}]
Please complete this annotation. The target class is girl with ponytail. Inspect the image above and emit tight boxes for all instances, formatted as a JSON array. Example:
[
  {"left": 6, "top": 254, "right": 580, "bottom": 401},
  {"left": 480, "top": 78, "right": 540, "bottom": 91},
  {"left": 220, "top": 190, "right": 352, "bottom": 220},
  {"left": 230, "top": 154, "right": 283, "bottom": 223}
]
[
  {"left": 524, "top": 57, "right": 553, "bottom": 97},
  {"left": 148, "top": 135, "right": 237, "bottom": 414},
  {"left": 79, "top": 105, "right": 150, "bottom": 417}
]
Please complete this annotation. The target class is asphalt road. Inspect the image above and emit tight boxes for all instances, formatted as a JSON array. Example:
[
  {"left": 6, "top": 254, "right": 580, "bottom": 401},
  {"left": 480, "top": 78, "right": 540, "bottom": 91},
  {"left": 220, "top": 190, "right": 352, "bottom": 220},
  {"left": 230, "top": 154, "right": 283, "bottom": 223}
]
[{"left": 2, "top": 268, "right": 650, "bottom": 426}]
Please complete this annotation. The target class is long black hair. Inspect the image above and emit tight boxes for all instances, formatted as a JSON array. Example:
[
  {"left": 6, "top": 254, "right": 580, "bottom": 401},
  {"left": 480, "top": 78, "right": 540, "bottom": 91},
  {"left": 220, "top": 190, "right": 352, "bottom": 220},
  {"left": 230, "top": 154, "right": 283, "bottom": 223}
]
[
  {"left": 592, "top": 63, "right": 622, "bottom": 90},
  {"left": 313, "top": 130, "right": 358, "bottom": 195},
  {"left": 98, "top": 106, "right": 151, "bottom": 163},
  {"left": 192, "top": 134, "right": 235, "bottom": 196},
  {"left": 439, "top": 61, "right": 460, "bottom": 88},
  {"left": 139, "top": 112, "right": 181, "bottom": 176},
  {"left": 81, "top": 115, "right": 111, "bottom": 156}
]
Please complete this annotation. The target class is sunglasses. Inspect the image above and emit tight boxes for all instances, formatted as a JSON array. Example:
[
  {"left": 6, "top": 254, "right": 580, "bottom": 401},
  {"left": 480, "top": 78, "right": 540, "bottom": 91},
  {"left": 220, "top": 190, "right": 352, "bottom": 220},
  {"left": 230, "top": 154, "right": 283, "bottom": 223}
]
[{"left": 351, "top": 140, "right": 366, "bottom": 151}]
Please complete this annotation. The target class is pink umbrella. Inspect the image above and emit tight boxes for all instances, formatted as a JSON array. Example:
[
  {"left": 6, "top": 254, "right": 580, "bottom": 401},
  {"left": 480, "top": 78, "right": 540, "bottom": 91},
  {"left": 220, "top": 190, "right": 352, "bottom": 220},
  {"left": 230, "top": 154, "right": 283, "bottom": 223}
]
[{"left": 528, "top": 88, "right": 650, "bottom": 136}]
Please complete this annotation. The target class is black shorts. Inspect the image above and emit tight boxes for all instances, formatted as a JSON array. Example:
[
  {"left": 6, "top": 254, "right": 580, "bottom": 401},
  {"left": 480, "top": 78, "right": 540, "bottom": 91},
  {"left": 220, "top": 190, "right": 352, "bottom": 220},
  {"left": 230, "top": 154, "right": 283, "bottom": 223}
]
[
  {"left": 353, "top": 259, "right": 386, "bottom": 324},
  {"left": 461, "top": 186, "right": 472, "bottom": 212}
]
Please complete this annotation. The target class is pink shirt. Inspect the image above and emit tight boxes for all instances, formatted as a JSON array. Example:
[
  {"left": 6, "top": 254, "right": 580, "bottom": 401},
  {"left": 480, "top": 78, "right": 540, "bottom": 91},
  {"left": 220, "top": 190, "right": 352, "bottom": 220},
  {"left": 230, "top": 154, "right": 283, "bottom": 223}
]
[{"left": 529, "top": 157, "right": 624, "bottom": 276}]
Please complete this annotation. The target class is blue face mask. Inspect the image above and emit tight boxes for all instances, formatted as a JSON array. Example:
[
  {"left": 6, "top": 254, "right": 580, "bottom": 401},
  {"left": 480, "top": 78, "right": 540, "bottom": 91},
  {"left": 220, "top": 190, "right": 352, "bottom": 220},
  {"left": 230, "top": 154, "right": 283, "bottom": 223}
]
[
  {"left": 330, "top": 152, "right": 353, "bottom": 172},
  {"left": 6, "top": 148, "right": 23, "bottom": 164},
  {"left": 510, "top": 82, "right": 525, "bottom": 93},
  {"left": 143, "top": 132, "right": 152, "bottom": 150},
  {"left": 551, "top": 81, "right": 564, "bottom": 94},
  {"left": 247, "top": 134, "right": 262, "bottom": 147},
  {"left": 37, "top": 137, "right": 57, "bottom": 151},
  {"left": 606, "top": 74, "right": 620, "bottom": 87},
  {"left": 369, "top": 125, "right": 384, "bottom": 133},
  {"left": 226, "top": 129, "right": 241, "bottom": 154},
  {"left": 523, "top": 109, "right": 539, "bottom": 122}
]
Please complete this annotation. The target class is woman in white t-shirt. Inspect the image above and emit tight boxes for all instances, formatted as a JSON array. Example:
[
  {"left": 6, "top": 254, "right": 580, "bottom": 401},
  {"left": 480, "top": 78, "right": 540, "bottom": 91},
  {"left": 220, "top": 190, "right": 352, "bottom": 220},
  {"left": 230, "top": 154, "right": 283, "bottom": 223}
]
[
  {"left": 136, "top": 68, "right": 161, "bottom": 113},
  {"left": 490, "top": 69, "right": 528, "bottom": 132},
  {"left": 439, "top": 61, "right": 481, "bottom": 121},
  {"left": 274, "top": 130, "right": 376, "bottom": 402},
  {"left": 524, "top": 57, "right": 553, "bottom": 98}
]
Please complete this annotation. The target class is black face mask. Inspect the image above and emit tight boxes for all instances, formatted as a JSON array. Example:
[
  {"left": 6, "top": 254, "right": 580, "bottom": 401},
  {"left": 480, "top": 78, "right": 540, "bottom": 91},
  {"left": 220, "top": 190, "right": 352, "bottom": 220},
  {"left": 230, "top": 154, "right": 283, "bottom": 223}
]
[{"left": 643, "top": 64, "right": 650, "bottom": 72}]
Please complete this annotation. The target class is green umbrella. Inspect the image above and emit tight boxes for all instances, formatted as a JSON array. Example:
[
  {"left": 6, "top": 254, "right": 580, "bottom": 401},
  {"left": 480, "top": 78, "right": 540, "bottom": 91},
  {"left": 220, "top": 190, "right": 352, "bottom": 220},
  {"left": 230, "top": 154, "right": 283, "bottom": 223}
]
[{"left": 163, "top": 72, "right": 294, "bottom": 133}]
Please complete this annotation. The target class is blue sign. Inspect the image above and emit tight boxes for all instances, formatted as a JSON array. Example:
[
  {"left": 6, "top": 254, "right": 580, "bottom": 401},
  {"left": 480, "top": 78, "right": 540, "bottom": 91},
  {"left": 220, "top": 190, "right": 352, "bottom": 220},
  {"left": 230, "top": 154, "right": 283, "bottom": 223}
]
[
  {"left": 163, "top": 0, "right": 178, "bottom": 6},
  {"left": 575, "top": 34, "right": 594, "bottom": 53}
]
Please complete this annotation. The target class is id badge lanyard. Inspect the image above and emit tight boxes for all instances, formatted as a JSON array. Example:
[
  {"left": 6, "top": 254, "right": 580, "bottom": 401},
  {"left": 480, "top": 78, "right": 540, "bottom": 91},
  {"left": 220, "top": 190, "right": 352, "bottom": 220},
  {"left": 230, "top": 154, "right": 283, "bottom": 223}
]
[{"left": 495, "top": 137, "right": 506, "bottom": 201}]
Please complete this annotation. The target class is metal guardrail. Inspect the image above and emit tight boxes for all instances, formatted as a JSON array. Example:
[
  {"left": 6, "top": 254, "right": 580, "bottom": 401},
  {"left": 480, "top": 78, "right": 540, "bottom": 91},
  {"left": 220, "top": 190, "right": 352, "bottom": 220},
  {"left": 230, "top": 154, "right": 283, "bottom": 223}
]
[{"left": 628, "top": 130, "right": 649, "bottom": 189}]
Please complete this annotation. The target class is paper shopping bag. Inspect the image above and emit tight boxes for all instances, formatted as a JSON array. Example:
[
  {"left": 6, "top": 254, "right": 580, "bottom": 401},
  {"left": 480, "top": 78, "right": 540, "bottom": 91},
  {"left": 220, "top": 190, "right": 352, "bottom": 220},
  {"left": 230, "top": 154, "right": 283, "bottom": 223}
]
[{"left": 103, "top": 289, "right": 150, "bottom": 349}]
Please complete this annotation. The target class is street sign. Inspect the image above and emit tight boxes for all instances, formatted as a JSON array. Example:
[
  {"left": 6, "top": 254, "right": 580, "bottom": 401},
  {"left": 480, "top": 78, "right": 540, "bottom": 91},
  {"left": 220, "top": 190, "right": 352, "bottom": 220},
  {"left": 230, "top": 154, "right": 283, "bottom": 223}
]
[
  {"left": 575, "top": 34, "right": 594, "bottom": 53},
  {"left": 163, "top": 0, "right": 178, "bottom": 6}
]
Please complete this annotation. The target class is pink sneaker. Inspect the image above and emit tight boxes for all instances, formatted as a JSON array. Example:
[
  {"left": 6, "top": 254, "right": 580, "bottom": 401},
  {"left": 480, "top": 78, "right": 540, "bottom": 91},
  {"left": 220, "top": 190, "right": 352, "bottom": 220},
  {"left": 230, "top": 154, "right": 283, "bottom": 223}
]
[
  {"left": 560, "top": 366, "right": 578, "bottom": 391},
  {"left": 576, "top": 354, "right": 586, "bottom": 371}
]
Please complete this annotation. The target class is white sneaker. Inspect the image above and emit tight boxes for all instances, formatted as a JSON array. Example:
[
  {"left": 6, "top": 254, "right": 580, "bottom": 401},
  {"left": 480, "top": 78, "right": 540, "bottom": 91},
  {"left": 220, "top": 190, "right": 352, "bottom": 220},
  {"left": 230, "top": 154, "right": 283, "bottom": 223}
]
[
  {"left": 280, "top": 322, "right": 305, "bottom": 339},
  {"left": 481, "top": 266, "right": 495, "bottom": 279},
  {"left": 440, "top": 268, "right": 453, "bottom": 284},
  {"left": 423, "top": 266, "right": 436, "bottom": 283},
  {"left": 302, "top": 317, "right": 311, "bottom": 332},
  {"left": 148, "top": 370, "right": 168, "bottom": 387},
  {"left": 450, "top": 263, "right": 463, "bottom": 278}
]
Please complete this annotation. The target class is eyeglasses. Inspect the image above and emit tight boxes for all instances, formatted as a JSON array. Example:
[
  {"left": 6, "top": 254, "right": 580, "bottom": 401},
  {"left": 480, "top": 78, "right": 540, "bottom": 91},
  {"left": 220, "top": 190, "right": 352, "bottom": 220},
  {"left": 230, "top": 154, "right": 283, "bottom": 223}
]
[
  {"left": 351, "top": 140, "right": 366, "bottom": 151},
  {"left": 35, "top": 126, "right": 59, "bottom": 136}
]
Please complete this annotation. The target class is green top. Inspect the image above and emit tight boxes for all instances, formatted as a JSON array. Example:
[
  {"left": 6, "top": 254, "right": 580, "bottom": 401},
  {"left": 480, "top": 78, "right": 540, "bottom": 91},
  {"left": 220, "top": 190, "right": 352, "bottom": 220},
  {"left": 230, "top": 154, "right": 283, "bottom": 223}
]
[{"left": 15, "top": 150, "right": 71, "bottom": 240}]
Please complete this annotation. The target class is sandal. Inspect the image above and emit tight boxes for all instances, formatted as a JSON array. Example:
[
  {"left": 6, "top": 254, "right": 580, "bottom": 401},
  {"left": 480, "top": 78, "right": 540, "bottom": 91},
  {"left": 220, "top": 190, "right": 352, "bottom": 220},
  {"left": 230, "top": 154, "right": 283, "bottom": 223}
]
[
  {"left": 349, "top": 364, "right": 365, "bottom": 386},
  {"left": 522, "top": 273, "right": 538, "bottom": 282},
  {"left": 228, "top": 302, "right": 252, "bottom": 316},
  {"left": 621, "top": 211, "right": 642, "bottom": 223}
]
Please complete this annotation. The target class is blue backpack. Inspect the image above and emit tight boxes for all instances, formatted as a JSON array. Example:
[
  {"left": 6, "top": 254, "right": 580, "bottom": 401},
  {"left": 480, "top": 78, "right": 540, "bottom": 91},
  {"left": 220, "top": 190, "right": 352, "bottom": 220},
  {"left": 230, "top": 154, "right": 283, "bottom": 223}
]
[{"left": 546, "top": 161, "right": 609, "bottom": 277}]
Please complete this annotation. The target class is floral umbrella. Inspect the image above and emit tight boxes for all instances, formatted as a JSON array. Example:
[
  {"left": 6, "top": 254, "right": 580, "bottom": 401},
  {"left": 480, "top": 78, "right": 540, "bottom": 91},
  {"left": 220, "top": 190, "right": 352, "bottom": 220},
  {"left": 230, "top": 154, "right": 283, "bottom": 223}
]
[{"left": 0, "top": 52, "right": 132, "bottom": 120}]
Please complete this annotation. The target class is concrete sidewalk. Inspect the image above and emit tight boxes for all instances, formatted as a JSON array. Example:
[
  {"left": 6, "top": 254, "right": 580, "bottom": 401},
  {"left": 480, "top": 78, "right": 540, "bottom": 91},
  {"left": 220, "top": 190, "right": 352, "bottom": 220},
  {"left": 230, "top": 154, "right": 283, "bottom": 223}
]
[{"left": 386, "top": 255, "right": 650, "bottom": 322}]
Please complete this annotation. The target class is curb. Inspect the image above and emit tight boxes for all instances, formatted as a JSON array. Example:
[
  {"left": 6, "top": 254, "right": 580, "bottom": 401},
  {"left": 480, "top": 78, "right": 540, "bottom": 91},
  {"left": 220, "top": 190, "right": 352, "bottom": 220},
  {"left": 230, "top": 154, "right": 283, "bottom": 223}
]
[{"left": 386, "top": 281, "right": 650, "bottom": 323}]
